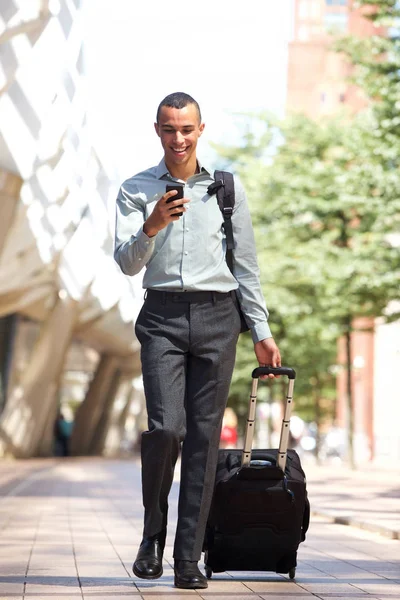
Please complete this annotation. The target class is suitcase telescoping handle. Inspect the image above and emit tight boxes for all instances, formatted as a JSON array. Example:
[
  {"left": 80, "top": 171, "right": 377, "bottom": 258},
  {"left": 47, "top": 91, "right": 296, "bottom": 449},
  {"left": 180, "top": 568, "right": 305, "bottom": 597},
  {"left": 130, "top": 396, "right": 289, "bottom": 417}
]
[{"left": 241, "top": 366, "right": 296, "bottom": 472}]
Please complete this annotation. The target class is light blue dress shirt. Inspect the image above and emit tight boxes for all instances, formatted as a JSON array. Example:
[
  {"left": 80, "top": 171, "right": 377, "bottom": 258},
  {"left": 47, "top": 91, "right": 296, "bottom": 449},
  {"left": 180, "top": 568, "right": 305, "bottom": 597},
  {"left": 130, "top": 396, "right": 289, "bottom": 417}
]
[{"left": 114, "top": 159, "right": 272, "bottom": 343}]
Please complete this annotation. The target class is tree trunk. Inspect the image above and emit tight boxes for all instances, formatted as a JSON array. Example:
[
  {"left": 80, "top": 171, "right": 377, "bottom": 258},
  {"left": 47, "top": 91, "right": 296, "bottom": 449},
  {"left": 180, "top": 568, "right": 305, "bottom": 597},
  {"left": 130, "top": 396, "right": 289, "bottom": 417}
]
[
  {"left": 345, "top": 318, "right": 355, "bottom": 469},
  {"left": 314, "top": 377, "right": 322, "bottom": 466}
]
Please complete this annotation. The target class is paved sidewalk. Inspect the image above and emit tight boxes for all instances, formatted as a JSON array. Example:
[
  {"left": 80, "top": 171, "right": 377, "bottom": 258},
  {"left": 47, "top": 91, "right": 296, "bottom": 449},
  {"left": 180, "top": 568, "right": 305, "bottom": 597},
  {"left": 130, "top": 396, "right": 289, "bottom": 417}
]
[
  {"left": 303, "top": 461, "right": 400, "bottom": 540},
  {"left": 0, "top": 457, "right": 399, "bottom": 600}
]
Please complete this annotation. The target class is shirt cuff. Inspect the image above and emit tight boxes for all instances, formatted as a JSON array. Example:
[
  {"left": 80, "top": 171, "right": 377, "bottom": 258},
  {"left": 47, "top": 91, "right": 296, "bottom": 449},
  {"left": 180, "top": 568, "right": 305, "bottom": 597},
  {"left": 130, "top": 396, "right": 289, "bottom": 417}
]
[
  {"left": 250, "top": 322, "right": 273, "bottom": 344},
  {"left": 136, "top": 227, "right": 156, "bottom": 252}
]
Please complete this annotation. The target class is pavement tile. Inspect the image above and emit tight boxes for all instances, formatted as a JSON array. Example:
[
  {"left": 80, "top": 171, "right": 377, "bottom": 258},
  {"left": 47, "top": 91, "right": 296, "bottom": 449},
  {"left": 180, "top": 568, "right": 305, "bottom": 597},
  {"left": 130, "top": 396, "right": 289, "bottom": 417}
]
[
  {"left": 78, "top": 572, "right": 130, "bottom": 580},
  {"left": 79, "top": 579, "right": 136, "bottom": 592},
  {"left": 202, "top": 579, "right": 254, "bottom": 592},
  {"left": 351, "top": 581, "right": 400, "bottom": 596},
  {"left": 244, "top": 579, "right": 310, "bottom": 594},
  {"left": 24, "top": 578, "right": 80, "bottom": 589},
  {"left": 371, "top": 569, "right": 400, "bottom": 578},
  {"left": 0, "top": 582, "right": 25, "bottom": 594},
  {"left": 258, "top": 597, "right": 313, "bottom": 600},
  {"left": 24, "top": 588, "right": 82, "bottom": 596},
  {"left": 258, "top": 596, "right": 314, "bottom": 600},
  {"left": 82, "top": 592, "right": 141, "bottom": 600},
  {"left": 0, "top": 574, "right": 25, "bottom": 584},
  {"left": 134, "top": 579, "right": 195, "bottom": 593},
  {"left": 1, "top": 458, "right": 400, "bottom": 600},
  {"left": 299, "top": 559, "right": 382, "bottom": 579},
  {"left": 75, "top": 560, "right": 117, "bottom": 566},
  {"left": 27, "top": 569, "right": 78, "bottom": 578},
  {"left": 201, "top": 596, "right": 262, "bottom": 600},
  {"left": 0, "top": 566, "right": 28, "bottom": 576},
  {"left": 141, "top": 595, "right": 196, "bottom": 600},
  {"left": 300, "top": 581, "right": 370, "bottom": 594}
]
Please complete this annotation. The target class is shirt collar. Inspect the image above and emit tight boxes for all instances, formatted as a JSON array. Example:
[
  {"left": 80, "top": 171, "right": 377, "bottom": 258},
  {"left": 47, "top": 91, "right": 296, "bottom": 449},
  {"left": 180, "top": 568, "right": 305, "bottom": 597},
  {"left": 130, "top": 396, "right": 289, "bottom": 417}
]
[{"left": 156, "top": 157, "right": 212, "bottom": 180}]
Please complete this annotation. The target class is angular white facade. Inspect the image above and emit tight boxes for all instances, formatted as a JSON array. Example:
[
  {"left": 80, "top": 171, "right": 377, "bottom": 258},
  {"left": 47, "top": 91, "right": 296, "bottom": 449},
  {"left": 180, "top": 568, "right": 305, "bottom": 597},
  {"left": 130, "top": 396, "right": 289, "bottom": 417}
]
[{"left": 0, "top": 0, "right": 143, "bottom": 457}]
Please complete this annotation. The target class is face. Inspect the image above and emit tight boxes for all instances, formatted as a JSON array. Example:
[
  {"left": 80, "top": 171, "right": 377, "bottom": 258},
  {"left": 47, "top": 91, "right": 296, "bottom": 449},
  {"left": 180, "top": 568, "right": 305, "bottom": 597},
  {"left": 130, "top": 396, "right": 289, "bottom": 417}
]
[{"left": 155, "top": 104, "right": 205, "bottom": 170}]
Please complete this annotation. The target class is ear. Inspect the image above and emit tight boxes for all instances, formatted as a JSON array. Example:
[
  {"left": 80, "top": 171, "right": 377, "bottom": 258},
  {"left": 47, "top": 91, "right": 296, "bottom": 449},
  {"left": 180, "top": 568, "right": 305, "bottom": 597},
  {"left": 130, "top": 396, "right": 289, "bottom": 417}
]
[
  {"left": 154, "top": 122, "right": 160, "bottom": 137},
  {"left": 199, "top": 122, "right": 205, "bottom": 136}
]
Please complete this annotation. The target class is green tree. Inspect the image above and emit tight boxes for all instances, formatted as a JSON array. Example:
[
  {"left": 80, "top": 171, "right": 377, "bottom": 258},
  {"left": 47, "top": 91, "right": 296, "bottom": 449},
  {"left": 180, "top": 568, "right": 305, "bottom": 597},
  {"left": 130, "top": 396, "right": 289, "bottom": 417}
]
[
  {"left": 333, "top": 0, "right": 400, "bottom": 464},
  {"left": 220, "top": 1, "right": 400, "bottom": 466},
  {"left": 219, "top": 116, "right": 342, "bottom": 459},
  {"left": 219, "top": 106, "right": 399, "bottom": 465}
]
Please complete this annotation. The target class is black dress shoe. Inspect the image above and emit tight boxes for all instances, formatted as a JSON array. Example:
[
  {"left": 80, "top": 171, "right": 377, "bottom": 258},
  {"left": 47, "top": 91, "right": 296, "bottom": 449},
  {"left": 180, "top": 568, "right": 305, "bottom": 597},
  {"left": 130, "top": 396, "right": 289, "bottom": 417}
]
[
  {"left": 132, "top": 531, "right": 166, "bottom": 579},
  {"left": 174, "top": 560, "right": 208, "bottom": 589}
]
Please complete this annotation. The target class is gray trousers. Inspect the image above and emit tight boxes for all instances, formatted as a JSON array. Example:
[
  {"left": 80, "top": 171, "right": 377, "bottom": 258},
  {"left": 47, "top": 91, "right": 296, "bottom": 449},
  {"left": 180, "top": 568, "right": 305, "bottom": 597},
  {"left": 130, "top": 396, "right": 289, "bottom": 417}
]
[{"left": 135, "top": 289, "right": 240, "bottom": 560}]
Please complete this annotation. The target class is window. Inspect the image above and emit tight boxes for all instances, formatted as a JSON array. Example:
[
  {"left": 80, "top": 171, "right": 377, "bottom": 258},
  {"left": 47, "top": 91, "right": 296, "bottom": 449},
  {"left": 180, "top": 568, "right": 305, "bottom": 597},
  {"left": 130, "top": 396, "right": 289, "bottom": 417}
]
[
  {"left": 299, "top": 0, "right": 308, "bottom": 18},
  {"left": 298, "top": 25, "right": 309, "bottom": 41},
  {"left": 324, "top": 13, "right": 348, "bottom": 32},
  {"left": 310, "top": 0, "right": 321, "bottom": 19}
]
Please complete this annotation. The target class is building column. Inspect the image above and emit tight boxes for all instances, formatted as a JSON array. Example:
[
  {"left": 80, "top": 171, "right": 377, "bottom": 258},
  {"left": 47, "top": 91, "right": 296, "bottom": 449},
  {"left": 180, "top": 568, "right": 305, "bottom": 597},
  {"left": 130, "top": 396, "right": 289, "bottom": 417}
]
[
  {"left": 0, "top": 169, "right": 23, "bottom": 258},
  {"left": 0, "top": 314, "right": 17, "bottom": 416},
  {"left": 0, "top": 293, "right": 79, "bottom": 458},
  {"left": 89, "top": 368, "right": 122, "bottom": 455},
  {"left": 117, "top": 384, "right": 134, "bottom": 439},
  {"left": 69, "top": 354, "right": 119, "bottom": 456}
]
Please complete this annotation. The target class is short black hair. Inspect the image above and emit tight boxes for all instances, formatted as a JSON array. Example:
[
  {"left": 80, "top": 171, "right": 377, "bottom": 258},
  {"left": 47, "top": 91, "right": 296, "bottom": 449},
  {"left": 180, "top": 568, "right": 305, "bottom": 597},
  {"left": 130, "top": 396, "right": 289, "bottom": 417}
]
[{"left": 156, "top": 92, "right": 202, "bottom": 124}]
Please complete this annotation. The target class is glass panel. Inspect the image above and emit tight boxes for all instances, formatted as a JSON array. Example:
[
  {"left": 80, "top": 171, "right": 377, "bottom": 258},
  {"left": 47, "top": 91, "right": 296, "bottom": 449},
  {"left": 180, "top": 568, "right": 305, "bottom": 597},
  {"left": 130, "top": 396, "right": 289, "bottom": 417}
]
[
  {"left": 324, "top": 13, "right": 348, "bottom": 32},
  {"left": 299, "top": 0, "right": 308, "bottom": 18}
]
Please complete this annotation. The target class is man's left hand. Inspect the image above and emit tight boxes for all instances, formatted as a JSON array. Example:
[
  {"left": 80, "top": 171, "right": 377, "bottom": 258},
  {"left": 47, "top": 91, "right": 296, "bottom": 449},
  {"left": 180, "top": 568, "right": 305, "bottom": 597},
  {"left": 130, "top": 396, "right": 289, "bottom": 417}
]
[{"left": 254, "top": 338, "right": 281, "bottom": 380}]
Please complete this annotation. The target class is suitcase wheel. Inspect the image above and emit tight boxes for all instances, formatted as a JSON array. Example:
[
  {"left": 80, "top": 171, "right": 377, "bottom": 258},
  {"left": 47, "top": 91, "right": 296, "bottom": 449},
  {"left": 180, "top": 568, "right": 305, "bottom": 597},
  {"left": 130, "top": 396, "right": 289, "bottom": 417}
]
[
  {"left": 205, "top": 566, "right": 213, "bottom": 579},
  {"left": 289, "top": 567, "right": 296, "bottom": 580}
]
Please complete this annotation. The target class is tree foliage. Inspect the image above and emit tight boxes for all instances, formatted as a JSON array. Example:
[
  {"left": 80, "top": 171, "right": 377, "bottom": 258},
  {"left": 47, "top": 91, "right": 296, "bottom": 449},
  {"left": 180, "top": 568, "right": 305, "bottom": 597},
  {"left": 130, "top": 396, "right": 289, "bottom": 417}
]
[{"left": 220, "top": 1, "right": 400, "bottom": 451}]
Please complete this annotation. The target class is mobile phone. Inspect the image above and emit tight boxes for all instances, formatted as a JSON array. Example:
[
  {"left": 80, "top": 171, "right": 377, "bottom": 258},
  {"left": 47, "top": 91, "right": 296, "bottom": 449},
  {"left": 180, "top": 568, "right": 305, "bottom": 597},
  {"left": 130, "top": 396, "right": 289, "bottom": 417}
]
[{"left": 166, "top": 184, "right": 184, "bottom": 217}]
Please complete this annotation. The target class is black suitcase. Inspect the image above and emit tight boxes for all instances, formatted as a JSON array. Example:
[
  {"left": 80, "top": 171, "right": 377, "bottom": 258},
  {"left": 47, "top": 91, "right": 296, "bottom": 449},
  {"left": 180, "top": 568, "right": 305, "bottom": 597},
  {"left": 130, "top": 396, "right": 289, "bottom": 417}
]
[{"left": 204, "top": 366, "right": 310, "bottom": 580}]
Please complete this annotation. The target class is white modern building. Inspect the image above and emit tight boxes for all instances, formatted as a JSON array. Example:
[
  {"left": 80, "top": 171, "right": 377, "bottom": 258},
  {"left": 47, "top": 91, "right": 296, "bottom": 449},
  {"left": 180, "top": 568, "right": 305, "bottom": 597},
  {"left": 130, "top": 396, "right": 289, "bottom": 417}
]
[{"left": 0, "top": 0, "right": 144, "bottom": 458}]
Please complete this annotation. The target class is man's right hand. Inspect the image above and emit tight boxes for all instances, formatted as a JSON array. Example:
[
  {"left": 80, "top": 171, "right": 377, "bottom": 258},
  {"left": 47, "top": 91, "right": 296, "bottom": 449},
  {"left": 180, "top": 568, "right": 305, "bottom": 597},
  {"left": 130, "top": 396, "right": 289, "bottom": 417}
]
[{"left": 143, "top": 190, "right": 190, "bottom": 238}]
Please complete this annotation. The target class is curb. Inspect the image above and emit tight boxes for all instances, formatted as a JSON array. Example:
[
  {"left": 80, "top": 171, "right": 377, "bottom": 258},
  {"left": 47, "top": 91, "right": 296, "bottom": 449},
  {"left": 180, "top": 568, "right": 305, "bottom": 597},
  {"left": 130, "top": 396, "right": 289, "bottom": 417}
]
[{"left": 311, "top": 509, "right": 400, "bottom": 541}]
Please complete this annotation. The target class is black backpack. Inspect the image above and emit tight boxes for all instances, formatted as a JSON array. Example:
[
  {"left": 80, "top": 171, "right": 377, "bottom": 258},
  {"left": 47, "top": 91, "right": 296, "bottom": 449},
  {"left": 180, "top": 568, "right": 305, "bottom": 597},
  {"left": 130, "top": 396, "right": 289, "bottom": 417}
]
[{"left": 207, "top": 171, "right": 249, "bottom": 333}]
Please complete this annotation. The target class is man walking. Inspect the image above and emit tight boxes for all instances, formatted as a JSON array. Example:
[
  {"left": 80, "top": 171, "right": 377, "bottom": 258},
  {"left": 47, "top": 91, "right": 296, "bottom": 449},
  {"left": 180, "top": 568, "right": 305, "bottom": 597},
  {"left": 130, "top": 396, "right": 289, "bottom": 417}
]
[{"left": 114, "top": 92, "right": 281, "bottom": 589}]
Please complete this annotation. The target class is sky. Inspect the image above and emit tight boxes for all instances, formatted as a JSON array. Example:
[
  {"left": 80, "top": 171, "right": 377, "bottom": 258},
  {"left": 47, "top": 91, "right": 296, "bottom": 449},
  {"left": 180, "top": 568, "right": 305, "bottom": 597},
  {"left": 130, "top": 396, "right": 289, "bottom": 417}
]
[{"left": 83, "top": 0, "right": 294, "bottom": 182}]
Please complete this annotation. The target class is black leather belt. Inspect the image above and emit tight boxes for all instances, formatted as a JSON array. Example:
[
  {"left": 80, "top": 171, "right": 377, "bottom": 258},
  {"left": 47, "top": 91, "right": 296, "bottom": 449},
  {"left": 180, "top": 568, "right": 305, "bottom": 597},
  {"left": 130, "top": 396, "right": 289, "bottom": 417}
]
[{"left": 146, "top": 289, "right": 233, "bottom": 304}]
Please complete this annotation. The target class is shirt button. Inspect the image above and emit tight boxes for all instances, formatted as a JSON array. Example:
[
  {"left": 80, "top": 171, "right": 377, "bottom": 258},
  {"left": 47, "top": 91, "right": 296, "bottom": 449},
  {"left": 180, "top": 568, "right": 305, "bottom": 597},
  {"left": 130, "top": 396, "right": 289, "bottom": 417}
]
[
  {"left": 184, "top": 251, "right": 188, "bottom": 255},
  {"left": 186, "top": 228, "right": 189, "bottom": 232},
  {"left": 138, "top": 258, "right": 142, "bottom": 261},
  {"left": 145, "top": 241, "right": 150, "bottom": 245}
]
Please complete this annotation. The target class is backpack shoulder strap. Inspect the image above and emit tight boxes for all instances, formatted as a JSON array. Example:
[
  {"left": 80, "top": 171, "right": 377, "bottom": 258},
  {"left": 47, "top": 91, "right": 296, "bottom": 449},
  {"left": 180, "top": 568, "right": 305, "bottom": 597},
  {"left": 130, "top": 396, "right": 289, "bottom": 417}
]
[{"left": 209, "top": 170, "right": 235, "bottom": 273}]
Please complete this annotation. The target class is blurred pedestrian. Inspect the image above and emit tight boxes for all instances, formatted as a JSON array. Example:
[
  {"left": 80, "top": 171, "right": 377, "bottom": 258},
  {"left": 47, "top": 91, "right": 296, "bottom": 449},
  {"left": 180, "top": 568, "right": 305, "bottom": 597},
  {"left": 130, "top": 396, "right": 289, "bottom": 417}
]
[
  {"left": 54, "top": 411, "right": 72, "bottom": 457},
  {"left": 114, "top": 92, "right": 281, "bottom": 589},
  {"left": 220, "top": 407, "right": 238, "bottom": 448}
]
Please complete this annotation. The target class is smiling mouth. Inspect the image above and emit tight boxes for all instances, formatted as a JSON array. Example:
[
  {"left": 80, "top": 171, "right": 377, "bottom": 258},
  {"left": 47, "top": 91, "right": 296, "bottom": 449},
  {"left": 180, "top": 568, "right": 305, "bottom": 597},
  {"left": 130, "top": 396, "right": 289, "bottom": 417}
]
[{"left": 171, "top": 147, "right": 188, "bottom": 154}]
